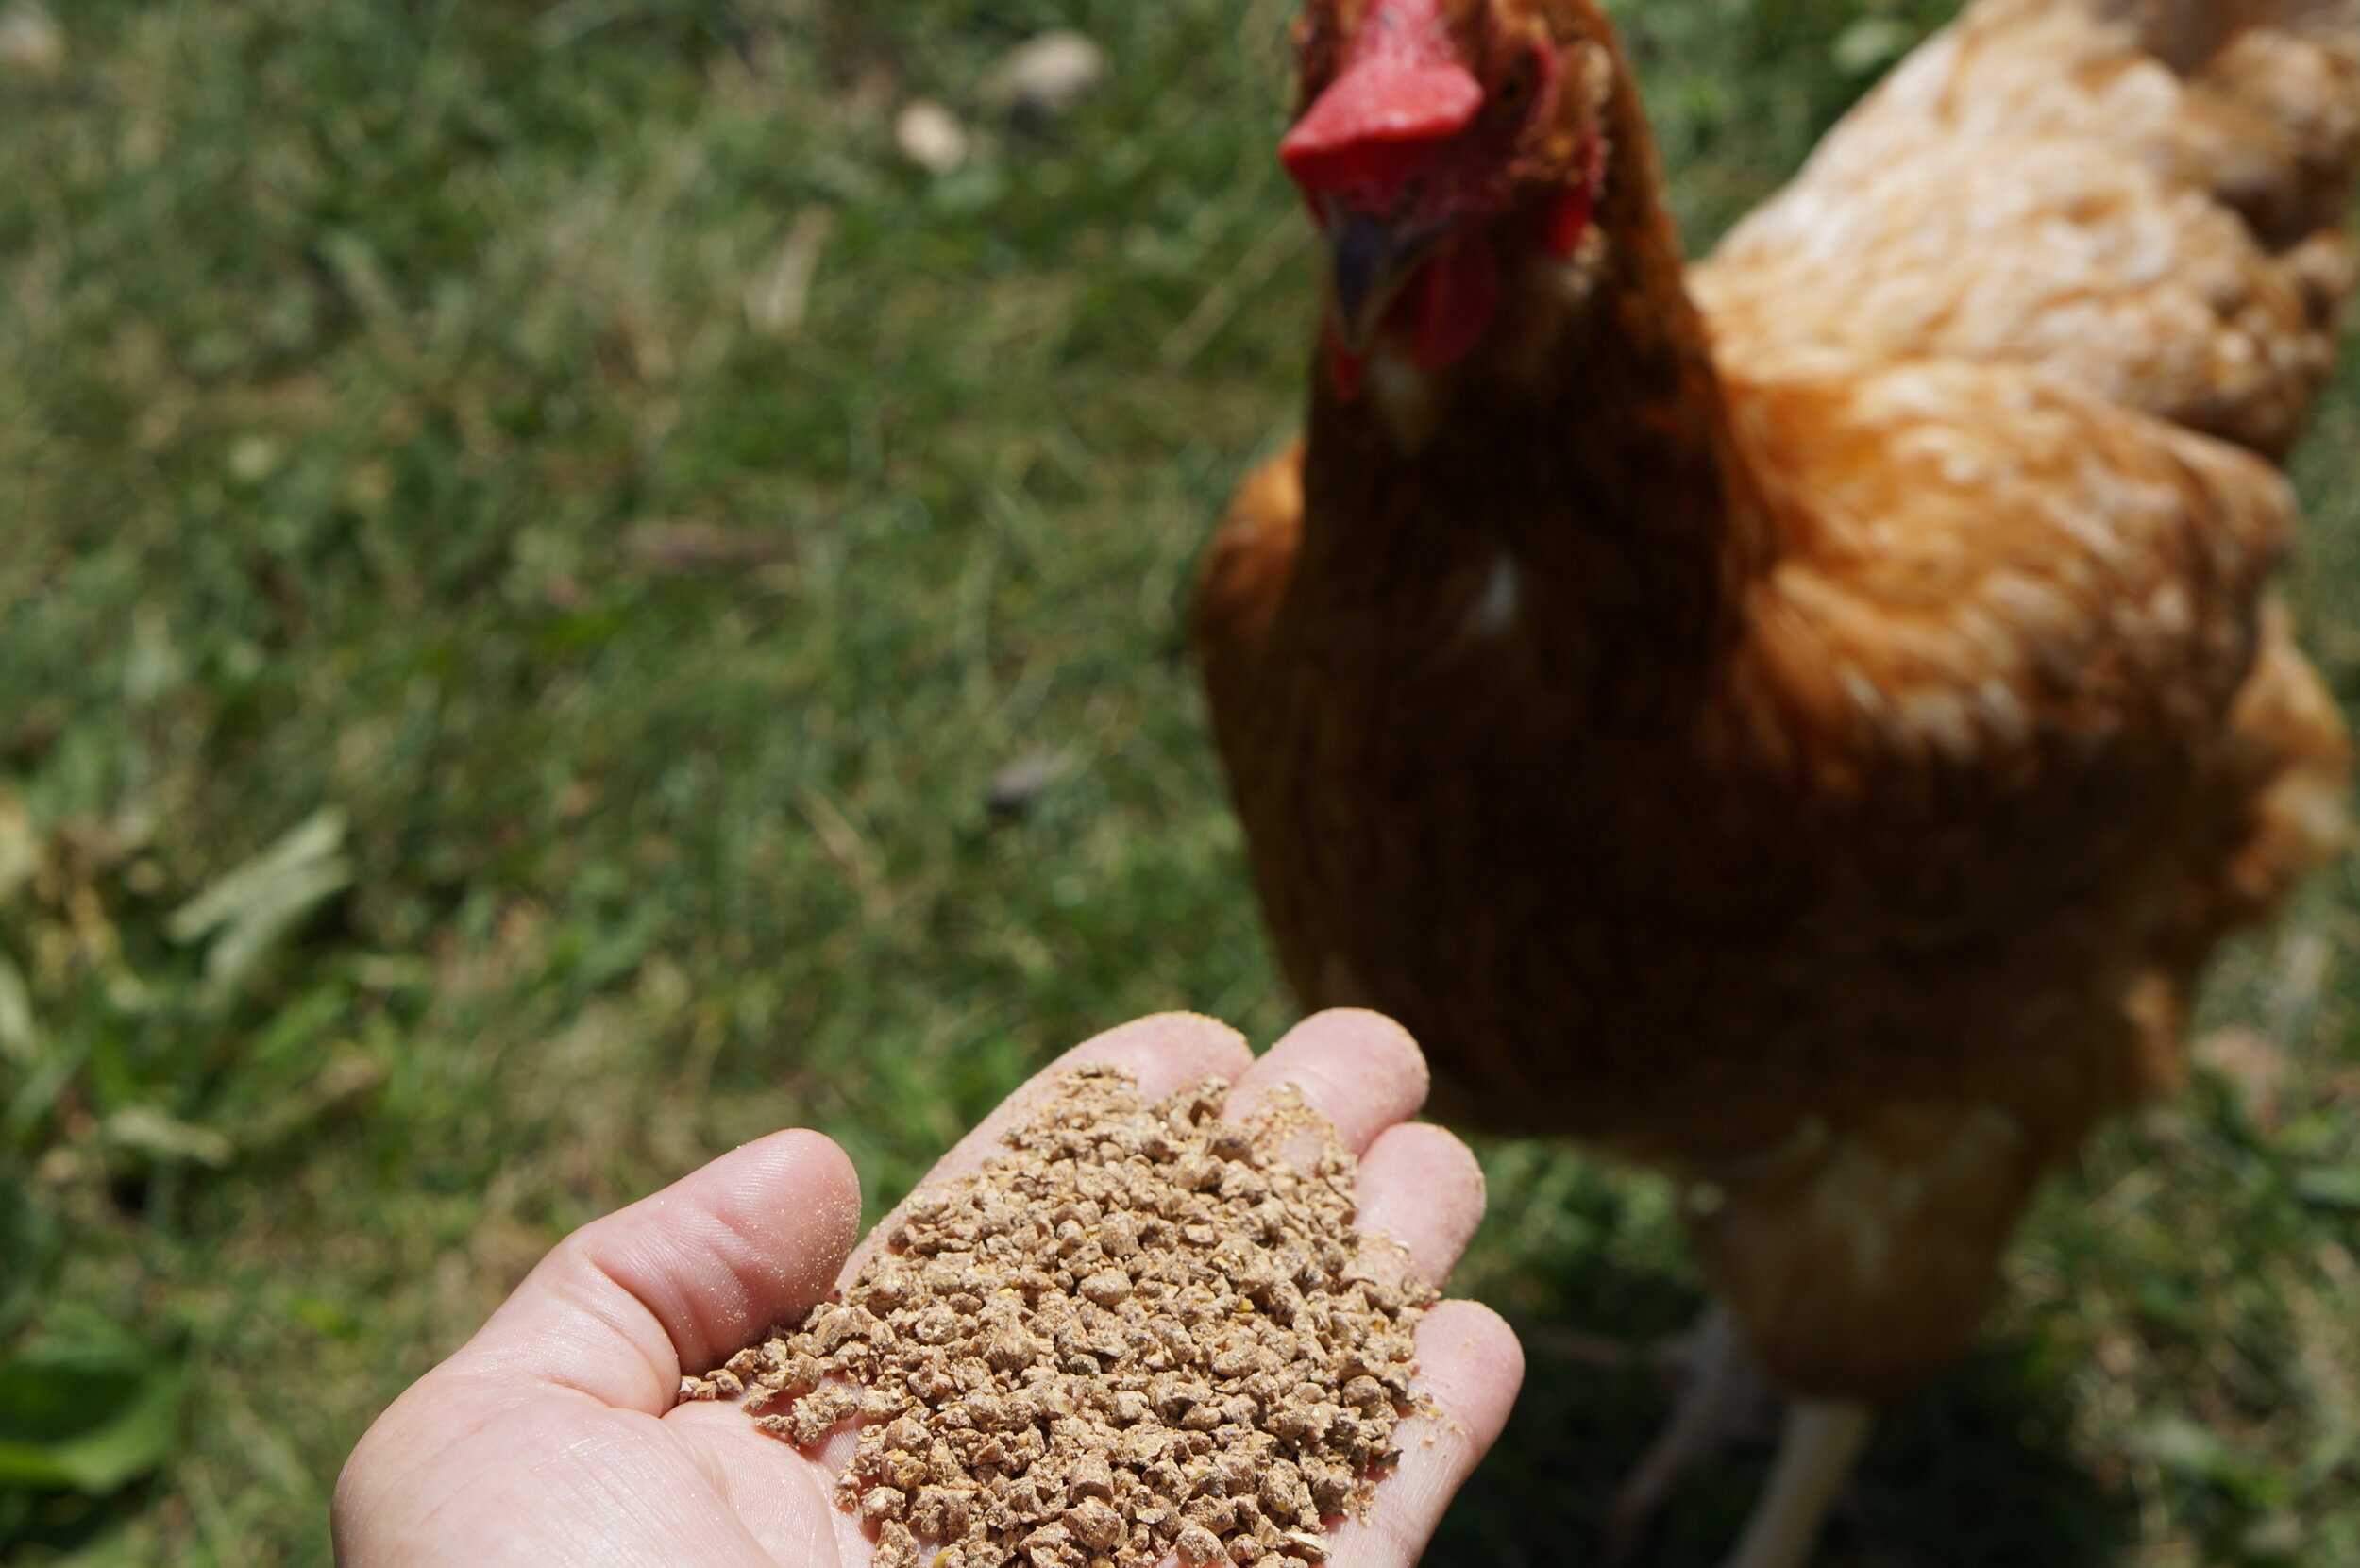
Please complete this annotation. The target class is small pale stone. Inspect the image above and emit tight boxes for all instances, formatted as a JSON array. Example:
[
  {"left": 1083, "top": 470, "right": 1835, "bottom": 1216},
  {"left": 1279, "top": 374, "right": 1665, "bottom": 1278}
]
[
  {"left": 895, "top": 98, "right": 969, "bottom": 173},
  {"left": 981, "top": 30, "right": 1109, "bottom": 119},
  {"left": 0, "top": 2, "right": 63, "bottom": 78}
]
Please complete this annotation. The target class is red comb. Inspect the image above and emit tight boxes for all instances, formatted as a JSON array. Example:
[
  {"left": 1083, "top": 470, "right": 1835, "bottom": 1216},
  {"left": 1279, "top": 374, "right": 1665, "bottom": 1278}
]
[{"left": 1279, "top": 0, "right": 1481, "bottom": 202}]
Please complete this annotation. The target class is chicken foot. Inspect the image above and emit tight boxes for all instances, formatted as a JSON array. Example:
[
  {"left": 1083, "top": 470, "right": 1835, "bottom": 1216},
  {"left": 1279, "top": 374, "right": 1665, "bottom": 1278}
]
[
  {"left": 1599, "top": 1302, "right": 1869, "bottom": 1568},
  {"left": 1602, "top": 1305, "right": 1764, "bottom": 1563}
]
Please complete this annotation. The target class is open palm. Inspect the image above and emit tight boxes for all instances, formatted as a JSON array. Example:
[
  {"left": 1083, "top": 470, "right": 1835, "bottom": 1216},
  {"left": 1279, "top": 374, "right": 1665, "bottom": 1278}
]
[{"left": 332, "top": 1011, "right": 1523, "bottom": 1568}]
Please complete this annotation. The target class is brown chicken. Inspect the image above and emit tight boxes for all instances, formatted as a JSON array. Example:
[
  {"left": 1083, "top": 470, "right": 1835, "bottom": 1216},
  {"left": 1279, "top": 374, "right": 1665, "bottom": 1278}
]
[{"left": 1193, "top": 1, "right": 2360, "bottom": 1563}]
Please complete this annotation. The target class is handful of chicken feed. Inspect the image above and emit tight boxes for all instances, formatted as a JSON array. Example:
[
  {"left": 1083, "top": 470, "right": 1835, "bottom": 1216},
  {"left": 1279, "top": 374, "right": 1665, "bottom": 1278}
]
[{"left": 679, "top": 1066, "right": 1434, "bottom": 1568}]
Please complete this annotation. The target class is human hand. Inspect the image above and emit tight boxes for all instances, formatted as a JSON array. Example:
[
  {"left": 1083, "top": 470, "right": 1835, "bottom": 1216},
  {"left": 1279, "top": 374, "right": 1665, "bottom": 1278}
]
[{"left": 331, "top": 1011, "right": 1524, "bottom": 1567}]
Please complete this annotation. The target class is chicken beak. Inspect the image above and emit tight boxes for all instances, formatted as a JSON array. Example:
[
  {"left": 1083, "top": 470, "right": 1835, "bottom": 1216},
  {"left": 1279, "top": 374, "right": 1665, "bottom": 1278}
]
[{"left": 1326, "top": 207, "right": 1440, "bottom": 356}]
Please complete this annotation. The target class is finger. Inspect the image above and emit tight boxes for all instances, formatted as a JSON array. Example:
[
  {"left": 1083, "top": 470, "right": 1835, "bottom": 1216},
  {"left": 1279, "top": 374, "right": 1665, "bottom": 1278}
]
[
  {"left": 841, "top": 1012, "right": 1254, "bottom": 1286},
  {"left": 1352, "top": 1122, "right": 1486, "bottom": 1289},
  {"left": 1330, "top": 1301, "right": 1525, "bottom": 1568},
  {"left": 1225, "top": 1008, "right": 1429, "bottom": 1155},
  {"left": 453, "top": 1129, "right": 863, "bottom": 1414}
]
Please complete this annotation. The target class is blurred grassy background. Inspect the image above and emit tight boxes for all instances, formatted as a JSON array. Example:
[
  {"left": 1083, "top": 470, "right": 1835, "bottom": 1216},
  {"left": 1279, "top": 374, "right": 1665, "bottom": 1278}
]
[{"left": 2, "top": 0, "right": 2357, "bottom": 1562}]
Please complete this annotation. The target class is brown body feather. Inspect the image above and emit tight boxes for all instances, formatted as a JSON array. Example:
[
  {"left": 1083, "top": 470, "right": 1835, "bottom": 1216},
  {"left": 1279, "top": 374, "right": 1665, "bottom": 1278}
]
[{"left": 1197, "top": 0, "right": 2354, "bottom": 1396}]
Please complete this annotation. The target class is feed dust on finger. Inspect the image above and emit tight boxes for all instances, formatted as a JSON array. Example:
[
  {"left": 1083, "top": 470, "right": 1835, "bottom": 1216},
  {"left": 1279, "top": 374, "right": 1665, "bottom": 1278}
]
[{"left": 679, "top": 1065, "right": 1437, "bottom": 1568}]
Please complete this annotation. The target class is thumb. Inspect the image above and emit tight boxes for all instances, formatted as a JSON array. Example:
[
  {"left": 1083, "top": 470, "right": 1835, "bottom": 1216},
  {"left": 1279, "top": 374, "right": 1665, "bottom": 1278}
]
[{"left": 453, "top": 1128, "right": 862, "bottom": 1414}]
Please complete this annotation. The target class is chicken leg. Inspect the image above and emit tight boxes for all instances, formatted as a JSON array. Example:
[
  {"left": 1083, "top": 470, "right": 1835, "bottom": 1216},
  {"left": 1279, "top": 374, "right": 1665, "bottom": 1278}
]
[
  {"left": 1602, "top": 1306, "right": 1756, "bottom": 1562},
  {"left": 1723, "top": 1399, "right": 1873, "bottom": 1568},
  {"left": 1602, "top": 1303, "right": 1870, "bottom": 1568}
]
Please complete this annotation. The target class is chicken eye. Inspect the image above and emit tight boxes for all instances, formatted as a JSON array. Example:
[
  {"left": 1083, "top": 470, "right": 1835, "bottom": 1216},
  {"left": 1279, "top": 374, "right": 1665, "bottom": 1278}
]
[{"left": 1492, "top": 51, "right": 1539, "bottom": 119}]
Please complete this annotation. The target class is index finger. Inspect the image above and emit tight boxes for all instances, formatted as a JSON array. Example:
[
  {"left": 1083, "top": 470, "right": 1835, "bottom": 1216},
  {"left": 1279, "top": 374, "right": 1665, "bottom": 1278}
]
[{"left": 1225, "top": 1008, "right": 1432, "bottom": 1155}]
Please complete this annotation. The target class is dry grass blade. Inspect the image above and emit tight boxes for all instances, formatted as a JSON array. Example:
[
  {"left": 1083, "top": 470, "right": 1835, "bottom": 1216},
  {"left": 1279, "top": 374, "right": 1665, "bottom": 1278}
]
[{"left": 747, "top": 206, "right": 837, "bottom": 338}]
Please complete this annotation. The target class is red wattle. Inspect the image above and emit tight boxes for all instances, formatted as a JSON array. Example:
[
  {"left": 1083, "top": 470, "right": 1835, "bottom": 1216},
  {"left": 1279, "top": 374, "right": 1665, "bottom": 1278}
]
[
  {"left": 1414, "top": 233, "right": 1501, "bottom": 372},
  {"left": 1325, "top": 324, "right": 1367, "bottom": 401},
  {"left": 1546, "top": 183, "right": 1593, "bottom": 259}
]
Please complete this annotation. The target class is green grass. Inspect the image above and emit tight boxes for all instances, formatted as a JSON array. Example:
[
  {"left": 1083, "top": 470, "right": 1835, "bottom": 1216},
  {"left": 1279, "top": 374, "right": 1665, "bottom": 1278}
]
[{"left": 2, "top": 0, "right": 2356, "bottom": 1562}]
